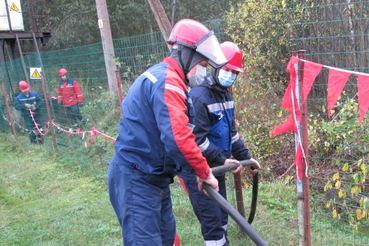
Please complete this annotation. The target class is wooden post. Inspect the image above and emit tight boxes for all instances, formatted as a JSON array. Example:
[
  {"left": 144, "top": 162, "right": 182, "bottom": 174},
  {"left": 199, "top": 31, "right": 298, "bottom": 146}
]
[
  {"left": 147, "top": 0, "right": 172, "bottom": 51},
  {"left": 1, "top": 81, "right": 17, "bottom": 141},
  {"left": 95, "top": 0, "right": 118, "bottom": 92},
  {"left": 115, "top": 70, "right": 123, "bottom": 116},
  {"left": 41, "top": 73, "right": 58, "bottom": 150}
]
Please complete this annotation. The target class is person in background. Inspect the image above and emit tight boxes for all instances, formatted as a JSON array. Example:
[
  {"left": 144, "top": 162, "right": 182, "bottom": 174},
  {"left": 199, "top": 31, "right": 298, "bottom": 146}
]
[
  {"left": 107, "top": 19, "right": 229, "bottom": 246},
  {"left": 57, "top": 68, "right": 85, "bottom": 128},
  {"left": 179, "top": 41, "right": 261, "bottom": 246},
  {"left": 14, "top": 81, "right": 44, "bottom": 144}
]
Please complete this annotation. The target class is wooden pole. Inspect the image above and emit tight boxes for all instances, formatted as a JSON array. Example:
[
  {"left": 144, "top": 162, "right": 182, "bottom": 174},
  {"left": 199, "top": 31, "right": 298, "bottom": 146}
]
[
  {"left": 95, "top": 0, "right": 118, "bottom": 92},
  {"left": 147, "top": 0, "right": 172, "bottom": 51},
  {"left": 41, "top": 73, "right": 58, "bottom": 150},
  {"left": 1, "top": 81, "right": 17, "bottom": 141}
]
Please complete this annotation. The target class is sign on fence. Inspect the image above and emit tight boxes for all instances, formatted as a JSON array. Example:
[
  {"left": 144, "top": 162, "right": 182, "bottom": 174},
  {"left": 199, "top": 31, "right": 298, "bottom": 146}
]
[{"left": 30, "top": 67, "right": 42, "bottom": 79}]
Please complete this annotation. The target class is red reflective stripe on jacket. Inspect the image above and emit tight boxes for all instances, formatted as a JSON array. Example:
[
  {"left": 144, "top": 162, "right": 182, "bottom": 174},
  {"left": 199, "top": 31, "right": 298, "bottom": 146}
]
[{"left": 163, "top": 57, "right": 209, "bottom": 179}]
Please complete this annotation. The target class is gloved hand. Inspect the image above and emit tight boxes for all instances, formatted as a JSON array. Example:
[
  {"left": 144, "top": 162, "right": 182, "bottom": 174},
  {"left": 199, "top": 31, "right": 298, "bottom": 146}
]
[
  {"left": 25, "top": 103, "right": 31, "bottom": 108},
  {"left": 57, "top": 101, "right": 62, "bottom": 105},
  {"left": 78, "top": 102, "right": 84, "bottom": 107},
  {"left": 30, "top": 105, "right": 36, "bottom": 111}
]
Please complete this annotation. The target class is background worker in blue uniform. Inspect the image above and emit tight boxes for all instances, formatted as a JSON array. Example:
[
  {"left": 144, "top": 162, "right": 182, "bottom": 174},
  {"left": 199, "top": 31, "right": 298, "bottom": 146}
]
[
  {"left": 14, "top": 81, "right": 44, "bottom": 144},
  {"left": 107, "top": 19, "right": 229, "bottom": 246},
  {"left": 179, "top": 41, "right": 261, "bottom": 246}
]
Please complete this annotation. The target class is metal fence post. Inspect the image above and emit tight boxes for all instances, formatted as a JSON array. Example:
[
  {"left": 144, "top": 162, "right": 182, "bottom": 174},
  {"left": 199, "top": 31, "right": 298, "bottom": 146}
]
[
  {"left": 298, "top": 50, "right": 311, "bottom": 246},
  {"left": 115, "top": 70, "right": 123, "bottom": 116},
  {"left": 1, "top": 81, "right": 17, "bottom": 142},
  {"left": 41, "top": 73, "right": 58, "bottom": 150}
]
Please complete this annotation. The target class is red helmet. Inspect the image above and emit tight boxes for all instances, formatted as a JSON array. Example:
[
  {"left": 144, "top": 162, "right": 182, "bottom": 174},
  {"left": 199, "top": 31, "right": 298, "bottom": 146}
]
[
  {"left": 167, "top": 19, "right": 228, "bottom": 68},
  {"left": 220, "top": 42, "right": 244, "bottom": 73},
  {"left": 59, "top": 68, "right": 68, "bottom": 76},
  {"left": 19, "top": 81, "right": 29, "bottom": 92}
]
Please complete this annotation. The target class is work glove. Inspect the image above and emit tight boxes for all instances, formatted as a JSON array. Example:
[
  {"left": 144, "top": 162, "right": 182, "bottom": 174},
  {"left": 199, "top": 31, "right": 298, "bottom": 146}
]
[
  {"left": 25, "top": 103, "right": 31, "bottom": 108},
  {"left": 30, "top": 105, "right": 36, "bottom": 111},
  {"left": 78, "top": 102, "right": 84, "bottom": 107}
]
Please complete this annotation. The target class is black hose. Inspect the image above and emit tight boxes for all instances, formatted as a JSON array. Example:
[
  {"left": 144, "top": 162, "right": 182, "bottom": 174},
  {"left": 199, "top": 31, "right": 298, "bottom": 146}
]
[
  {"left": 248, "top": 172, "right": 258, "bottom": 224},
  {"left": 203, "top": 183, "right": 268, "bottom": 246},
  {"left": 211, "top": 159, "right": 259, "bottom": 224}
]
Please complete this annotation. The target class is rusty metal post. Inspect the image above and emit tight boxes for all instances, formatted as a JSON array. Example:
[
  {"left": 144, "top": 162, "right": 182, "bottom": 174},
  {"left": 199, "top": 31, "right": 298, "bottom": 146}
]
[
  {"left": 229, "top": 85, "right": 246, "bottom": 217},
  {"left": 41, "top": 73, "right": 57, "bottom": 150},
  {"left": 115, "top": 70, "right": 123, "bottom": 116},
  {"left": 1, "top": 81, "right": 17, "bottom": 141},
  {"left": 298, "top": 50, "right": 311, "bottom": 246}
]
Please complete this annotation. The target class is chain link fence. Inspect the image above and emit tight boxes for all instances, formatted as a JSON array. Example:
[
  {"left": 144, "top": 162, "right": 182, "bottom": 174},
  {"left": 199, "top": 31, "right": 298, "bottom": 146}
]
[{"left": 286, "top": 1, "right": 369, "bottom": 245}]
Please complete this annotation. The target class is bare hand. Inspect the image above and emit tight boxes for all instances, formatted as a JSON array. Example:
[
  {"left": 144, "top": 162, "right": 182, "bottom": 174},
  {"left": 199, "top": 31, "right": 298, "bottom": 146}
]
[
  {"left": 249, "top": 158, "right": 261, "bottom": 175},
  {"left": 224, "top": 159, "right": 242, "bottom": 174},
  {"left": 197, "top": 169, "right": 219, "bottom": 193}
]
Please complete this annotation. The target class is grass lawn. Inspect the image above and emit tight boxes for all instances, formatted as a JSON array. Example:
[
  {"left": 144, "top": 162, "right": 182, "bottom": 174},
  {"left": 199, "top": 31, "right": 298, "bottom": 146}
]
[{"left": 1, "top": 133, "right": 367, "bottom": 245}]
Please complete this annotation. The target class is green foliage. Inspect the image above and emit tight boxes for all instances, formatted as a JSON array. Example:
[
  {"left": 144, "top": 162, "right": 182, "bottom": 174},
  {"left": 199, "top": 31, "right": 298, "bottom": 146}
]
[
  {"left": 225, "top": 0, "right": 291, "bottom": 92},
  {"left": 309, "top": 99, "right": 369, "bottom": 234},
  {"left": 224, "top": 0, "right": 299, "bottom": 179},
  {"left": 309, "top": 99, "right": 369, "bottom": 158}
]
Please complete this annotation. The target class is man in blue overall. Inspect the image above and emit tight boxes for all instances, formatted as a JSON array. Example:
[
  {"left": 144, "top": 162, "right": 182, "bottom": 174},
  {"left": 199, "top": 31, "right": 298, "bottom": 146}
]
[
  {"left": 14, "top": 81, "right": 44, "bottom": 144},
  {"left": 107, "top": 19, "right": 229, "bottom": 246},
  {"left": 180, "top": 41, "right": 261, "bottom": 245}
]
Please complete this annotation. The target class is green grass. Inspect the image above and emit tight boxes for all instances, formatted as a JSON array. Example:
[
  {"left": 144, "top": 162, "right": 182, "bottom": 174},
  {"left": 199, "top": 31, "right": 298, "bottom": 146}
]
[{"left": 1, "top": 133, "right": 368, "bottom": 245}]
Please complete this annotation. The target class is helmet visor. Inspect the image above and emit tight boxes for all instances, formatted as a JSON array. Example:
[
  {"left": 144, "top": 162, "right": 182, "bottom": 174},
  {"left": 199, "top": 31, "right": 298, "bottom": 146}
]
[{"left": 195, "top": 32, "right": 228, "bottom": 69}]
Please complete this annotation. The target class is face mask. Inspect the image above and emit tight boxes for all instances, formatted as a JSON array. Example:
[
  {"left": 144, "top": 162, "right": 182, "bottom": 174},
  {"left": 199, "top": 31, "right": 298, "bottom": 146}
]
[
  {"left": 188, "top": 65, "right": 207, "bottom": 87},
  {"left": 217, "top": 69, "right": 237, "bottom": 88}
]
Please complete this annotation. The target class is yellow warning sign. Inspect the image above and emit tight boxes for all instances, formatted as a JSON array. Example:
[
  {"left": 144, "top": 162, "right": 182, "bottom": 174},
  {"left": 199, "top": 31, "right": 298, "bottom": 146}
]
[
  {"left": 30, "top": 67, "right": 42, "bottom": 79},
  {"left": 10, "top": 3, "right": 19, "bottom": 11},
  {"left": 31, "top": 70, "right": 41, "bottom": 78}
]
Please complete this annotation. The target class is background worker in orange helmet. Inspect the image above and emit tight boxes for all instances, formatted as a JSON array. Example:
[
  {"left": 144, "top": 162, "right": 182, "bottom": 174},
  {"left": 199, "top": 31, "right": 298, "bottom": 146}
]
[
  {"left": 57, "top": 68, "right": 86, "bottom": 128},
  {"left": 179, "top": 41, "right": 261, "bottom": 246},
  {"left": 107, "top": 18, "right": 228, "bottom": 246},
  {"left": 14, "top": 81, "right": 44, "bottom": 144}
]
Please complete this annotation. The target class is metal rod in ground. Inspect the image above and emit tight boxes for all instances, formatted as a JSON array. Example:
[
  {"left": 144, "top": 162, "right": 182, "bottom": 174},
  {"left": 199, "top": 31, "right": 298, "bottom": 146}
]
[
  {"left": 41, "top": 73, "right": 58, "bottom": 150},
  {"left": 203, "top": 183, "right": 268, "bottom": 246},
  {"left": 1, "top": 81, "right": 17, "bottom": 142},
  {"left": 115, "top": 70, "right": 123, "bottom": 116}
]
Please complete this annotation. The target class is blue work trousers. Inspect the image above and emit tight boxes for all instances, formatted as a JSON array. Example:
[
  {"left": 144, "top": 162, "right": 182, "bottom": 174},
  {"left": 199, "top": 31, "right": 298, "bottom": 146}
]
[
  {"left": 108, "top": 157, "right": 176, "bottom": 246},
  {"left": 179, "top": 172, "right": 229, "bottom": 245}
]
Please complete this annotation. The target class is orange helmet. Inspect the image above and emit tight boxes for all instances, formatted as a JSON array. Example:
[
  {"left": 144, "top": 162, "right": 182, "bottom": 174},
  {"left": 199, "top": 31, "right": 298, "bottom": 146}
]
[
  {"left": 167, "top": 19, "right": 228, "bottom": 68},
  {"left": 220, "top": 42, "right": 244, "bottom": 73},
  {"left": 59, "top": 68, "right": 68, "bottom": 76},
  {"left": 19, "top": 81, "right": 29, "bottom": 92}
]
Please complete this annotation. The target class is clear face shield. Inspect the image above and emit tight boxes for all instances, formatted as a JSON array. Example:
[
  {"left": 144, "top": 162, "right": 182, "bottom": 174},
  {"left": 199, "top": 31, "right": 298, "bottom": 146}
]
[{"left": 195, "top": 31, "right": 228, "bottom": 69}]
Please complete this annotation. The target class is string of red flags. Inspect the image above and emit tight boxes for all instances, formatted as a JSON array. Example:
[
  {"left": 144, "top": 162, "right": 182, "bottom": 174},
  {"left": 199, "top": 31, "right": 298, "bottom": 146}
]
[
  {"left": 2, "top": 112, "right": 116, "bottom": 146},
  {"left": 271, "top": 56, "right": 369, "bottom": 180}
]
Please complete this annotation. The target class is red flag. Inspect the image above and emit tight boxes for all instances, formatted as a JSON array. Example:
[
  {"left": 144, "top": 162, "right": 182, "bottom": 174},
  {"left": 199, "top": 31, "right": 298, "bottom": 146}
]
[
  {"left": 327, "top": 69, "right": 351, "bottom": 117},
  {"left": 111, "top": 138, "right": 116, "bottom": 145},
  {"left": 281, "top": 57, "right": 300, "bottom": 114},
  {"left": 357, "top": 75, "right": 369, "bottom": 126},
  {"left": 295, "top": 143, "right": 304, "bottom": 180},
  {"left": 271, "top": 114, "right": 299, "bottom": 137},
  {"left": 104, "top": 135, "right": 108, "bottom": 141},
  {"left": 88, "top": 138, "right": 95, "bottom": 145},
  {"left": 177, "top": 176, "right": 188, "bottom": 195},
  {"left": 302, "top": 61, "right": 323, "bottom": 103}
]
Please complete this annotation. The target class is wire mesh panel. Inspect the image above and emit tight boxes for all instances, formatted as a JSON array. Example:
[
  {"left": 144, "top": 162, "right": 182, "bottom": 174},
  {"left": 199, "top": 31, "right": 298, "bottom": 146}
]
[{"left": 286, "top": 1, "right": 369, "bottom": 245}]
